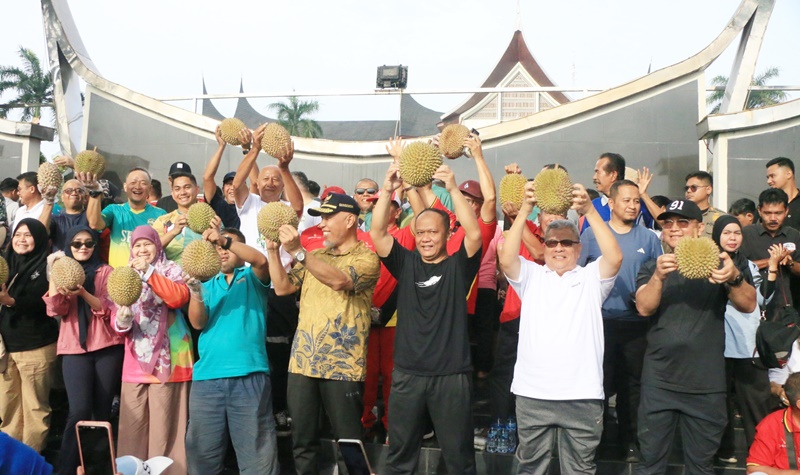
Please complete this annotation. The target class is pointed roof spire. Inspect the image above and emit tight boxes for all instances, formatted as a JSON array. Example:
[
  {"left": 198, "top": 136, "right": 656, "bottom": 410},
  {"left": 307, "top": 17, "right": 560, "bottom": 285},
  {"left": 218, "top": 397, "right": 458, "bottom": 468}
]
[{"left": 515, "top": 0, "right": 522, "bottom": 31}]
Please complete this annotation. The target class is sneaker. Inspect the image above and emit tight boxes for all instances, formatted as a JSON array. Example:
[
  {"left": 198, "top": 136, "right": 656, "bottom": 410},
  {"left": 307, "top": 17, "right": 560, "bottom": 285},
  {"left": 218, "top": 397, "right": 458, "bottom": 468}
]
[
  {"left": 111, "top": 396, "right": 120, "bottom": 417},
  {"left": 624, "top": 443, "right": 640, "bottom": 463},
  {"left": 717, "top": 455, "right": 738, "bottom": 464},
  {"left": 275, "top": 410, "right": 292, "bottom": 437},
  {"left": 423, "top": 429, "right": 435, "bottom": 440},
  {"left": 473, "top": 428, "right": 488, "bottom": 451}
]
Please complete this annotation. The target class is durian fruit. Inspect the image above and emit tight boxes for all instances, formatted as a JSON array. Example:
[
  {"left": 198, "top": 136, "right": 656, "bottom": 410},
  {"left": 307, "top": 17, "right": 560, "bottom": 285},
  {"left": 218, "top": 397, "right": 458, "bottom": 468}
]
[
  {"left": 50, "top": 257, "right": 86, "bottom": 290},
  {"left": 674, "top": 236, "right": 721, "bottom": 279},
  {"left": 260, "top": 123, "right": 291, "bottom": 158},
  {"left": 74, "top": 148, "right": 106, "bottom": 177},
  {"left": 0, "top": 255, "right": 8, "bottom": 286},
  {"left": 257, "top": 202, "right": 299, "bottom": 243},
  {"left": 219, "top": 118, "right": 247, "bottom": 146},
  {"left": 499, "top": 173, "right": 528, "bottom": 207},
  {"left": 187, "top": 202, "right": 215, "bottom": 234},
  {"left": 532, "top": 168, "right": 574, "bottom": 215},
  {"left": 399, "top": 142, "right": 443, "bottom": 187},
  {"left": 107, "top": 266, "right": 143, "bottom": 306},
  {"left": 439, "top": 124, "right": 471, "bottom": 159},
  {"left": 37, "top": 162, "right": 63, "bottom": 192},
  {"left": 181, "top": 240, "right": 221, "bottom": 281}
]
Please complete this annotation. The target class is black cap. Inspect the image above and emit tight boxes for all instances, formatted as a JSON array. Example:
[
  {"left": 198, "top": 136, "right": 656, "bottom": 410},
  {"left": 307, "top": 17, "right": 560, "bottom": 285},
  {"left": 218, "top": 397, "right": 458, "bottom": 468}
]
[
  {"left": 0, "top": 177, "right": 18, "bottom": 192},
  {"left": 223, "top": 172, "right": 237, "bottom": 184},
  {"left": 168, "top": 162, "right": 192, "bottom": 177},
  {"left": 657, "top": 199, "right": 703, "bottom": 222},
  {"left": 308, "top": 193, "right": 360, "bottom": 217}
]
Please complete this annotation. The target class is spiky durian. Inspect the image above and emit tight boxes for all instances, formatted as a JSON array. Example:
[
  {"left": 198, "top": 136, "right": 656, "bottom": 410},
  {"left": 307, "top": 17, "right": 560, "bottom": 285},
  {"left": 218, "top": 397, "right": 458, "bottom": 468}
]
[
  {"left": 181, "top": 240, "right": 221, "bottom": 281},
  {"left": 50, "top": 257, "right": 86, "bottom": 290},
  {"left": 37, "top": 162, "right": 63, "bottom": 192},
  {"left": 74, "top": 149, "right": 106, "bottom": 177},
  {"left": 260, "top": 123, "right": 291, "bottom": 159},
  {"left": 399, "top": 142, "right": 443, "bottom": 187},
  {"left": 257, "top": 202, "right": 299, "bottom": 243},
  {"left": 532, "top": 168, "right": 573, "bottom": 215},
  {"left": 219, "top": 118, "right": 247, "bottom": 146},
  {"left": 439, "top": 124, "right": 471, "bottom": 159},
  {"left": 107, "top": 266, "right": 143, "bottom": 306},
  {"left": 186, "top": 203, "right": 215, "bottom": 234},
  {"left": 675, "top": 236, "right": 721, "bottom": 279},
  {"left": 499, "top": 173, "right": 528, "bottom": 208},
  {"left": 0, "top": 256, "right": 8, "bottom": 286}
]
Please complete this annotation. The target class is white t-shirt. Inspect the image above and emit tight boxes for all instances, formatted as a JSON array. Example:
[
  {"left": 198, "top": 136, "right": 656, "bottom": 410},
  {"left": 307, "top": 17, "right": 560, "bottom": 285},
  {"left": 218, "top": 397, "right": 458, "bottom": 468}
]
[
  {"left": 4, "top": 197, "right": 18, "bottom": 224},
  {"left": 298, "top": 201, "right": 322, "bottom": 233},
  {"left": 507, "top": 258, "right": 616, "bottom": 401},
  {"left": 12, "top": 199, "right": 45, "bottom": 232},
  {"left": 236, "top": 193, "right": 293, "bottom": 269}
]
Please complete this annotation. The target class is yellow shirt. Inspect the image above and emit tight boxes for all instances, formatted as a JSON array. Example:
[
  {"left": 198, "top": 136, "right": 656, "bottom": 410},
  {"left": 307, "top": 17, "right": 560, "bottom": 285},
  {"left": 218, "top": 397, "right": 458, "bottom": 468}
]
[{"left": 288, "top": 241, "right": 380, "bottom": 381}]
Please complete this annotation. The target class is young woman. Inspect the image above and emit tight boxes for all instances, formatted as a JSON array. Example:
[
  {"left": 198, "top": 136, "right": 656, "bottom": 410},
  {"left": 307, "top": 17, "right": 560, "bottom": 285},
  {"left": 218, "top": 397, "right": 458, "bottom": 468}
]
[
  {"left": 44, "top": 225, "right": 125, "bottom": 475},
  {"left": 114, "top": 225, "right": 192, "bottom": 475},
  {"left": 713, "top": 214, "right": 780, "bottom": 463},
  {"left": 0, "top": 218, "right": 59, "bottom": 452}
]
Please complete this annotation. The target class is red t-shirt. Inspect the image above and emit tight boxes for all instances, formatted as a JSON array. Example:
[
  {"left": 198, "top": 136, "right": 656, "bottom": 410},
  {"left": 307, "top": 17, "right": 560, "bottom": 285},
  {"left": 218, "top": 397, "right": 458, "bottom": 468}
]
[{"left": 747, "top": 407, "right": 800, "bottom": 470}]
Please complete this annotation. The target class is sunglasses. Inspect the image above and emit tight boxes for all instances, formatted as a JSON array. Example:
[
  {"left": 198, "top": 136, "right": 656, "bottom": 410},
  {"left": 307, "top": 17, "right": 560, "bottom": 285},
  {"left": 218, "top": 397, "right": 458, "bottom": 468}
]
[
  {"left": 63, "top": 187, "right": 86, "bottom": 195},
  {"left": 662, "top": 219, "right": 692, "bottom": 229},
  {"left": 355, "top": 188, "right": 377, "bottom": 195},
  {"left": 544, "top": 239, "right": 580, "bottom": 249},
  {"left": 684, "top": 185, "right": 707, "bottom": 192},
  {"left": 70, "top": 241, "right": 97, "bottom": 249}
]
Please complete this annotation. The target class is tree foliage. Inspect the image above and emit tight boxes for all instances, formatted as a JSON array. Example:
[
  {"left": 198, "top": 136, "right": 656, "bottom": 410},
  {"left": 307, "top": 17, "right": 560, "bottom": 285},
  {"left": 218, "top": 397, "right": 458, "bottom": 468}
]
[
  {"left": 269, "top": 96, "right": 323, "bottom": 138},
  {"left": 707, "top": 66, "right": 788, "bottom": 113},
  {"left": 0, "top": 46, "right": 54, "bottom": 121}
]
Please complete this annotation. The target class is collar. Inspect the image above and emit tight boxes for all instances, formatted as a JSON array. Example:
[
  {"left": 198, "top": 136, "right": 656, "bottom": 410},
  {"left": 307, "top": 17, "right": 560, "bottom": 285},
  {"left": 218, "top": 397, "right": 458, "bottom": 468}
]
[
  {"left": 600, "top": 195, "right": 609, "bottom": 206},
  {"left": 543, "top": 264, "right": 581, "bottom": 276},
  {"left": 757, "top": 225, "right": 787, "bottom": 237}
]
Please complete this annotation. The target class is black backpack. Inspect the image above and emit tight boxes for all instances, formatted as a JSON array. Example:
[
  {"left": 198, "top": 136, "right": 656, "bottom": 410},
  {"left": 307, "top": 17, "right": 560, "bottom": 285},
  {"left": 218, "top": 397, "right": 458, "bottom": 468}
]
[{"left": 756, "top": 304, "right": 800, "bottom": 368}]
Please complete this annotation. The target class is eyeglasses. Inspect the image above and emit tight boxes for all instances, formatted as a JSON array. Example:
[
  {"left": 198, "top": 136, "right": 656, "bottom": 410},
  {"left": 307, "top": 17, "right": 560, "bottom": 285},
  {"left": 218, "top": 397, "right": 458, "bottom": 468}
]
[
  {"left": 63, "top": 188, "right": 86, "bottom": 195},
  {"left": 684, "top": 185, "right": 707, "bottom": 192},
  {"left": 544, "top": 239, "right": 580, "bottom": 249},
  {"left": 355, "top": 188, "right": 377, "bottom": 195},
  {"left": 662, "top": 219, "right": 692, "bottom": 229},
  {"left": 70, "top": 241, "right": 96, "bottom": 249}
]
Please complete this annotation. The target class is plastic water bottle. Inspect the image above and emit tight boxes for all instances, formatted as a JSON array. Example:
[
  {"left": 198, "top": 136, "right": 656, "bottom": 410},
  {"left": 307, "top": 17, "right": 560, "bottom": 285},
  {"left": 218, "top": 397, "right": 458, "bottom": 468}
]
[
  {"left": 496, "top": 419, "right": 509, "bottom": 454},
  {"left": 487, "top": 420, "right": 500, "bottom": 453},
  {"left": 506, "top": 418, "right": 518, "bottom": 453}
]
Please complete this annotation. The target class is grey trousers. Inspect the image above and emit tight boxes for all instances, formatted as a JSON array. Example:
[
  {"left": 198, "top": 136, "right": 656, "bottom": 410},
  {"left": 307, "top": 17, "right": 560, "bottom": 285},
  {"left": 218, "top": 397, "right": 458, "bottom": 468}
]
[
  {"left": 385, "top": 370, "right": 476, "bottom": 475},
  {"left": 515, "top": 396, "right": 604, "bottom": 475}
]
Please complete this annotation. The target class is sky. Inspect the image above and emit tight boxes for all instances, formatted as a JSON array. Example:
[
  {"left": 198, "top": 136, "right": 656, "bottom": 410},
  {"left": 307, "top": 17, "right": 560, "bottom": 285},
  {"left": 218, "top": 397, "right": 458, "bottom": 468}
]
[{"left": 2, "top": 0, "right": 799, "bottom": 157}]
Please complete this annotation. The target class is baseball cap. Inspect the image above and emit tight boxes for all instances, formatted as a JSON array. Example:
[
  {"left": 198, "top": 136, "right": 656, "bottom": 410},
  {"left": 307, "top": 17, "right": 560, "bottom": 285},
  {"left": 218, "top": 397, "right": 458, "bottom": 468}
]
[
  {"left": 222, "top": 171, "right": 236, "bottom": 184},
  {"left": 657, "top": 199, "right": 703, "bottom": 222},
  {"left": 320, "top": 186, "right": 347, "bottom": 200},
  {"left": 308, "top": 193, "right": 360, "bottom": 216},
  {"left": 458, "top": 180, "right": 483, "bottom": 201},
  {"left": 168, "top": 162, "right": 192, "bottom": 177},
  {"left": 366, "top": 190, "right": 402, "bottom": 207}
]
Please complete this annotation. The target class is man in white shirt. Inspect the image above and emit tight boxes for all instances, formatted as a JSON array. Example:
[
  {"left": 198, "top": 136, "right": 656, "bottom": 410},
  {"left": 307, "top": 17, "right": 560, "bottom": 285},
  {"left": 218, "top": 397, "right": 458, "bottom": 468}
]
[
  {"left": 0, "top": 178, "right": 19, "bottom": 226},
  {"left": 499, "top": 180, "right": 622, "bottom": 475},
  {"left": 12, "top": 172, "right": 45, "bottom": 233}
]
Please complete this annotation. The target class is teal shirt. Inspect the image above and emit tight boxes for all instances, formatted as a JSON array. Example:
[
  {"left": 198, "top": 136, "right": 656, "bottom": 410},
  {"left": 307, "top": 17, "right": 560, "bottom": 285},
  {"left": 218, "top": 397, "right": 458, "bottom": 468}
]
[
  {"left": 194, "top": 266, "right": 271, "bottom": 381},
  {"left": 101, "top": 203, "right": 166, "bottom": 268}
]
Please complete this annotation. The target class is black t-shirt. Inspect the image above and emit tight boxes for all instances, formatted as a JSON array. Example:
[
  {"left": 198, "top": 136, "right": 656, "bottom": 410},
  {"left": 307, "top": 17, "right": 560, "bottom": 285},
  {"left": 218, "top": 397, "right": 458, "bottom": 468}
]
[
  {"left": 786, "top": 194, "right": 800, "bottom": 232},
  {"left": 740, "top": 224, "right": 800, "bottom": 314},
  {"left": 209, "top": 187, "right": 240, "bottom": 230},
  {"left": 381, "top": 239, "right": 481, "bottom": 376},
  {"left": 0, "top": 265, "right": 58, "bottom": 352},
  {"left": 636, "top": 260, "right": 728, "bottom": 394},
  {"left": 50, "top": 211, "right": 89, "bottom": 252},
  {"left": 156, "top": 195, "right": 177, "bottom": 213}
]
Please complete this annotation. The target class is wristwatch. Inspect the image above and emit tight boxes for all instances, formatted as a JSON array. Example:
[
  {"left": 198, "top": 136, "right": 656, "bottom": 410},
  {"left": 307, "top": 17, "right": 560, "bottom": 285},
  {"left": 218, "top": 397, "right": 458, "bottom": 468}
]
[
  {"left": 294, "top": 249, "right": 307, "bottom": 263},
  {"left": 88, "top": 190, "right": 103, "bottom": 198},
  {"left": 727, "top": 273, "right": 745, "bottom": 287}
]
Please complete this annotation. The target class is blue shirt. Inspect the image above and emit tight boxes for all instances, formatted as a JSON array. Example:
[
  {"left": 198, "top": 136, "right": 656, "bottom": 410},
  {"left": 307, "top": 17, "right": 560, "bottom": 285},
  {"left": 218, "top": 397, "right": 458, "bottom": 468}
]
[
  {"left": 193, "top": 266, "right": 271, "bottom": 380},
  {"left": 579, "top": 223, "right": 662, "bottom": 320},
  {"left": 581, "top": 196, "right": 654, "bottom": 233}
]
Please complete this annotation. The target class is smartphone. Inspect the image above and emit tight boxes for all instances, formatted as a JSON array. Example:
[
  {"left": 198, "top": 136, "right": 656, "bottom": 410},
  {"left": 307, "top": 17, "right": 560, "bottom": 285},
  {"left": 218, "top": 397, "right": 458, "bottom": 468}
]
[
  {"left": 76, "top": 421, "right": 117, "bottom": 475},
  {"left": 337, "top": 438, "right": 374, "bottom": 475}
]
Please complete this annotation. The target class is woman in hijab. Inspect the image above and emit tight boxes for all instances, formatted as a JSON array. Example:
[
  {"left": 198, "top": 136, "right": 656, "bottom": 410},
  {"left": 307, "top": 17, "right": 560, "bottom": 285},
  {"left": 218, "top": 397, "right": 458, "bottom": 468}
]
[
  {"left": 0, "top": 218, "right": 59, "bottom": 452},
  {"left": 114, "top": 225, "right": 192, "bottom": 475},
  {"left": 712, "top": 214, "right": 780, "bottom": 462},
  {"left": 43, "top": 225, "right": 124, "bottom": 475}
]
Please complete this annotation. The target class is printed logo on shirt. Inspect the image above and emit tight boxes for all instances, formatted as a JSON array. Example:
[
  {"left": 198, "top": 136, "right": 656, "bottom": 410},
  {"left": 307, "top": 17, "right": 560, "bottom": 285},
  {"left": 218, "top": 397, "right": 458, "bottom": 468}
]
[
  {"left": 30, "top": 270, "right": 40, "bottom": 280},
  {"left": 416, "top": 275, "right": 442, "bottom": 288},
  {"left": 637, "top": 248, "right": 645, "bottom": 254}
]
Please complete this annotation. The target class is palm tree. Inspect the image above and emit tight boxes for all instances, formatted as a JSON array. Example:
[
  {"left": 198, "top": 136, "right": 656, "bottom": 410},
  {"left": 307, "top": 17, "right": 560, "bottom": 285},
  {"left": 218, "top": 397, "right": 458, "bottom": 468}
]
[
  {"left": 0, "top": 46, "right": 54, "bottom": 121},
  {"left": 269, "top": 96, "right": 323, "bottom": 138},
  {"left": 707, "top": 66, "right": 788, "bottom": 113}
]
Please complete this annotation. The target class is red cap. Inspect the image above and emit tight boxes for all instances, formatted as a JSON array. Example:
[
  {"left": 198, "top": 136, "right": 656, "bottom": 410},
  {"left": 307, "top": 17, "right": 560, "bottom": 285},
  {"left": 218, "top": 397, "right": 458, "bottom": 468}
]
[
  {"left": 458, "top": 180, "right": 483, "bottom": 201},
  {"left": 320, "top": 186, "right": 346, "bottom": 200}
]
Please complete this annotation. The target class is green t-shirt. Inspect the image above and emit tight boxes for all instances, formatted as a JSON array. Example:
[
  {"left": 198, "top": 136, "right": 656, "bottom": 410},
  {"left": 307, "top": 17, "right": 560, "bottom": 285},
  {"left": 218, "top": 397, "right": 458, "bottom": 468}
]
[{"left": 101, "top": 203, "right": 166, "bottom": 268}]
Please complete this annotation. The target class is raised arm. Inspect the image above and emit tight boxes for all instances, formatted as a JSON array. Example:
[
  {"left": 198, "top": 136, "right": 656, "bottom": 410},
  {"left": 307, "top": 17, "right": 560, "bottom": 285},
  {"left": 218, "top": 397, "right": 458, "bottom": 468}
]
[
  {"left": 265, "top": 240, "right": 298, "bottom": 296},
  {"left": 437, "top": 165, "right": 480, "bottom": 256},
  {"left": 233, "top": 126, "right": 263, "bottom": 207},
  {"left": 500, "top": 182, "right": 536, "bottom": 281},
  {"left": 274, "top": 141, "right": 304, "bottom": 217},
  {"left": 79, "top": 172, "right": 106, "bottom": 230},
  {"left": 638, "top": 167, "right": 664, "bottom": 226},
  {"left": 574, "top": 184, "right": 622, "bottom": 279},
  {"left": 370, "top": 161, "right": 403, "bottom": 258},
  {"left": 203, "top": 125, "right": 226, "bottom": 201},
  {"left": 465, "top": 134, "right": 496, "bottom": 223},
  {"left": 204, "top": 228, "right": 270, "bottom": 283},
  {"left": 280, "top": 224, "right": 356, "bottom": 291}
]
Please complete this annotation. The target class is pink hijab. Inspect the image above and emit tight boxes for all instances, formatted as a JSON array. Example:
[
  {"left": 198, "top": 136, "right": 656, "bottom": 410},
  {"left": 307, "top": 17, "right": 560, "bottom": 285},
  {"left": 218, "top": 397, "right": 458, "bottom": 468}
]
[{"left": 128, "top": 225, "right": 185, "bottom": 382}]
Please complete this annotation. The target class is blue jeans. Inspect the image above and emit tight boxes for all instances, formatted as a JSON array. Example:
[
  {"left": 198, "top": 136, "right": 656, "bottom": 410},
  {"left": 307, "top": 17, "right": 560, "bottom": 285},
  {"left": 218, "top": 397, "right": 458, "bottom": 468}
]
[{"left": 185, "top": 372, "right": 279, "bottom": 475}]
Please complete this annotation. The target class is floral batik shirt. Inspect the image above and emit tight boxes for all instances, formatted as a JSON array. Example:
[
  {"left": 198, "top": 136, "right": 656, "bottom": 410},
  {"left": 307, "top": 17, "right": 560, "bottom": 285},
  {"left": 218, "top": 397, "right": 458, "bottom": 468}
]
[{"left": 288, "top": 240, "right": 379, "bottom": 381}]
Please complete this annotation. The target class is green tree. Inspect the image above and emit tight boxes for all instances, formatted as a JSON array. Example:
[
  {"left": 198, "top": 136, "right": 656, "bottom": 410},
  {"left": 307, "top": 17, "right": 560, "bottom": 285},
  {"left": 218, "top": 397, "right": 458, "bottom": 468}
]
[
  {"left": 707, "top": 66, "right": 788, "bottom": 113},
  {"left": 269, "top": 96, "right": 323, "bottom": 138},
  {"left": 0, "top": 46, "right": 54, "bottom": 121}
]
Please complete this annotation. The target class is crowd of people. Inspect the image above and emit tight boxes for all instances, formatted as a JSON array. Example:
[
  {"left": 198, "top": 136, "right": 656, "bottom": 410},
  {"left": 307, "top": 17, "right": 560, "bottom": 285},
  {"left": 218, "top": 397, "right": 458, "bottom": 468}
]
[{"left": 1, "top": 122, "right": 800, "bottom": 475}]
